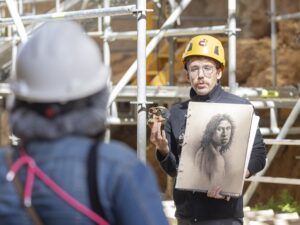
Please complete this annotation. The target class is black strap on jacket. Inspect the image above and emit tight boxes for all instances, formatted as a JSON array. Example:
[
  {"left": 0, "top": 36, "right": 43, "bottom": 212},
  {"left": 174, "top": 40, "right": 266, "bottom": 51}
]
[{"left": 87, "top": 142, "right": 108, "bottom": 222}]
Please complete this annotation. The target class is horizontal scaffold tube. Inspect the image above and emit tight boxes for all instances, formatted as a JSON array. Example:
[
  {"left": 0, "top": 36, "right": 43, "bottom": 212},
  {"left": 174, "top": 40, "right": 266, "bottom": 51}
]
[{"left": 0, "top": 5, "right": 137, "bottom": 26}]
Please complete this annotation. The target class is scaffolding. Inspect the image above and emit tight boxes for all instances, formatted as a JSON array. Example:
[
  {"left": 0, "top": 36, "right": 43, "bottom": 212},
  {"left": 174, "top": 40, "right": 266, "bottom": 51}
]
[
  {"left": 243, "top": 0, "right": 300, "bottom": 205},
  {"left": 0, "top": 0, "right": 299, "bottom": 205},
  {"left": 0, "top": 0, "right": 148, "bottom": 160}
]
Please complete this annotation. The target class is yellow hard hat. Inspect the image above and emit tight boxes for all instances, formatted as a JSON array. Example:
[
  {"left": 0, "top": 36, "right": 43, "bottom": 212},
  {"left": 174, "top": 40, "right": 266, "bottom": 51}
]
[{"left": 182, "top": 35, "right": 225, "bottom": 68}]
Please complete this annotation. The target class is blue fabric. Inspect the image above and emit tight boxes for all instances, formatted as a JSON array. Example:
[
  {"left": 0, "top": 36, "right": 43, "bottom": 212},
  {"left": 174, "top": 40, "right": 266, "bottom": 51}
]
[{"left": 0, "top": 136, "right": 169, "bottom": 225}]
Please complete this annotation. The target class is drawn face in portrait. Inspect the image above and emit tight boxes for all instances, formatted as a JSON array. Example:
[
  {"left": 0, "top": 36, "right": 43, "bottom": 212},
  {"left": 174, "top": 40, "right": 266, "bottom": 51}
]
[
  {"left": 212, "top": 119, "right": 232, "bottom": 148},
  {"left": 199, "top": 114, "right": 235, "bottom": 155}
]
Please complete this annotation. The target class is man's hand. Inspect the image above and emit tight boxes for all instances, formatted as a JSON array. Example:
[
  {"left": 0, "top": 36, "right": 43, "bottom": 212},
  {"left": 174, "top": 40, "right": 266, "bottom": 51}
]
[
  {"left": 207, "top": 186, "right": 230, "bottom": 201},
  {"left": 149, "top": 121, "right": 169, "bottom": 156}
]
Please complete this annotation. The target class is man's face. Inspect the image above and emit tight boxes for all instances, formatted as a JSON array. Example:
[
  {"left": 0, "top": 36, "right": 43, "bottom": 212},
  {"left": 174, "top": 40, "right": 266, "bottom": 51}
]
[
  {"left": 212, "top": 120, "right": 232, "bottom": 147},
  {"left": 186, "top": 57, "right": 222, "bottom": 96}
]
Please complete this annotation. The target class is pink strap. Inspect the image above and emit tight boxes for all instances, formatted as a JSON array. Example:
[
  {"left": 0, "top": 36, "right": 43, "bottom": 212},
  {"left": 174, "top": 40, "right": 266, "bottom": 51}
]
[{"left": 6, "top": 148, "right": 109, "bottom": 225}]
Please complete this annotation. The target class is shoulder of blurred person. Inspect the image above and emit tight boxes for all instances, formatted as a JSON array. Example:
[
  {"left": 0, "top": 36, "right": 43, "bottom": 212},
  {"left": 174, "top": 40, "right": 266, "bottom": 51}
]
[{"left": 0, "top": 137, "right": 167, "bottom": 225}]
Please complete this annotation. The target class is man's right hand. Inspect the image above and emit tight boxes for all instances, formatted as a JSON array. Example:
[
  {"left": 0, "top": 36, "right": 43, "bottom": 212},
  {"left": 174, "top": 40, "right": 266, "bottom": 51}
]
[{"left": 149, "top": 121, "right": 169, "bottom": 156}]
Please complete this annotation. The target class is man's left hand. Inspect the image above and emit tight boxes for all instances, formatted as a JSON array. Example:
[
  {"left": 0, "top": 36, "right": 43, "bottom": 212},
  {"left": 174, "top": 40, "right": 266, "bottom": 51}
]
[{"left": 207, "top": 186, "right": 230, "bottom": 201}]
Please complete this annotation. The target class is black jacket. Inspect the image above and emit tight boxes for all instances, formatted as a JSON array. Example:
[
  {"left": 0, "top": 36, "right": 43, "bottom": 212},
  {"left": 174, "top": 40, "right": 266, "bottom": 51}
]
[{"left": 157, "top": 84, "right": 266, "bottom": 221}]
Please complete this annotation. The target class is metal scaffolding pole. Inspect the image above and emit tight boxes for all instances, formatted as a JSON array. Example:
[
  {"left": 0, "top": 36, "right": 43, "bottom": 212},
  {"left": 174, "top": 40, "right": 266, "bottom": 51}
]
[
  {"left": 2, "top": 25, "right": 235, "bottom": 42},
  {"left": 0, "top": 0, "right": 82, "bottom": 75},
  {"left": 18, "top": 0, "right": 24, "bottom": 15},
  {"left": 108, "top": 0, "right": 192, "bottom": 106},
  {"left": 270, "top": 0, "right": 277, "bottom": 87},
  {"left": 103, "top": 0, "right": 111, "bottom": 67},
  {"left": 56, "top": 0, "right": 61, "bottom": 12},
  {"left": 244, "top": 97, "right": 300, "bottom": 205},
  {"left": 11, "top": 27, "right": 18, "bottom": 80},
  {"left": 248, "top": 176, "right": 300, "bottom": 185},
  {"left": 264, "top": 139, "right": 300, "bottom": 146},
  {"left": 0, "top": 0, "right": 52, "bottom": 5},
  {"left": 5, "top": 0, "right": 27, "bottom": 81},
  {"left": 0, "top": 5, "right": 137, "bottom": 25},
  {"left": 89, "top": 25, "right": 233, "bottom": 39},
  {"left": 275, "top": 11, "right": 300, "bottom": 21},
  {"left": 228, "top": 0, "right": 237, "bottom": 92},
  {"left": 136, "top": 0, "right": 147, "bottom": 162},
  {"left": 168, "top": 37, "right": 175, "bottom": 85},
  {"left": 103, "top": 0, "right": 112, "bottom": 143},
  {"left": 5, "top": 0, "right": 27, "bottom": 41}
]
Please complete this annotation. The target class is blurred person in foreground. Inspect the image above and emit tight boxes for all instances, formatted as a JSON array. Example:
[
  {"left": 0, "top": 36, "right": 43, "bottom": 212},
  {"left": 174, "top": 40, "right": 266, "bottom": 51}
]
[
  {"left": 0, "top": 21, "right": 169, "bottom": 225},
  {"left": 150, "top": 35, "right": 266, "bottom": 225}
]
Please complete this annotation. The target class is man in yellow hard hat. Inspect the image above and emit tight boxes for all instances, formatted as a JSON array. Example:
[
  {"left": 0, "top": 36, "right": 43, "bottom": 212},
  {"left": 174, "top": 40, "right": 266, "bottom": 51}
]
[{"left": 150, "top": 35, "right": 266, "bottom": 225}]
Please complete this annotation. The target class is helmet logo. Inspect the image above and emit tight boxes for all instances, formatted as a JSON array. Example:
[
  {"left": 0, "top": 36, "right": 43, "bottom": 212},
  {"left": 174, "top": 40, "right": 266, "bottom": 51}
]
[
  {"left": 214, "top": 46, "right": 219, "bottom": 55},
  {"left": 199, "top": 39, "right": 207, "bottom": 46}
]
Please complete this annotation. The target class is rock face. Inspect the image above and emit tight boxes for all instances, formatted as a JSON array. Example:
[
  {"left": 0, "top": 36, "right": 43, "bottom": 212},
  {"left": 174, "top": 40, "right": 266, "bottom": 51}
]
[{"left": 235, "top": 21, "right": 300, "bottom": 88}]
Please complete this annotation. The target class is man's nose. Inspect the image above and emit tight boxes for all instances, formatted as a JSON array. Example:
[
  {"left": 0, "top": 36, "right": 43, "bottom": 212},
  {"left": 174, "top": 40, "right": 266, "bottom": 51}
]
[{"left": 197, "top": 68, "right": 205, "bottom": 78}]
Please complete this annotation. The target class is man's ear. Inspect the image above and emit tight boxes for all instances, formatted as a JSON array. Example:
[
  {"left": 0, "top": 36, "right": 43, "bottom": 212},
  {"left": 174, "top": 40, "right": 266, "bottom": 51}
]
[
  {"left": 216, "top": 69, "right": 223, "bottom": 80},
  {"left": 185, "top": 70, "right": 190, "bottom": 82},
  {"left": 184, "top": 64, "right": 190, "bottom": 82}
]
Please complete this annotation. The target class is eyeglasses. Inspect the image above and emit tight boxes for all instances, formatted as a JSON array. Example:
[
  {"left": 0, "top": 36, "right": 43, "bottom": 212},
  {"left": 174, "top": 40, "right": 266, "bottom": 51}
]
[{"left": 188, "top": 65, "right": 216, "bottom": 78}]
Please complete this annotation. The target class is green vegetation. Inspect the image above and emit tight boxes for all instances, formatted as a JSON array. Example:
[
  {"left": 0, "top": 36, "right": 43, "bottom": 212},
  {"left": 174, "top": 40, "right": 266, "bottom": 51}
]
[{"left": 253, "top": 189, "right": 300, "bottom": 213}]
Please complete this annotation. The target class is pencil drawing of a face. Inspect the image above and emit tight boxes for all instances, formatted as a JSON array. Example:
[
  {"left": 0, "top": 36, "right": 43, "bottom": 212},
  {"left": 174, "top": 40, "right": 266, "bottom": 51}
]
[
  {"left": 212, "top": 120, "right": 232, "bottom": 147},
  {"left": 201, "top": 114, "right": 235, "bottom": 154}
]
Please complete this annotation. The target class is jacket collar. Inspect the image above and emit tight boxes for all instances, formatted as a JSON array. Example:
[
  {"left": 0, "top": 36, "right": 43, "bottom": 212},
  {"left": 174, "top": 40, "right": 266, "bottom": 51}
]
[{"left": 190, "top": 83, "right": 222, "bottom": 102}]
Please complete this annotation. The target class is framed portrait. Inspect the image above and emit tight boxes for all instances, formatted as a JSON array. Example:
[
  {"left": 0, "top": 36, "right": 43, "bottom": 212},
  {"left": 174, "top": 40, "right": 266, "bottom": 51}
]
[{"left": 175, "top": 102, "right": 259, "bottom": 197}]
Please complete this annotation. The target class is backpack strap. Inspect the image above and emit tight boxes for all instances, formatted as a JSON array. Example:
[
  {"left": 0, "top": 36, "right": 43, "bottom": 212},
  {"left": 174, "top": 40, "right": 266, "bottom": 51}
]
[
  {"left": 6, "top": 146, "right": 109, "bottom": 225},
  {"left": 87, "top": 142, "right": 108, "bottom": 222},
  {"left": 5, "top": 149, "right": 44, "bottom": 225}
]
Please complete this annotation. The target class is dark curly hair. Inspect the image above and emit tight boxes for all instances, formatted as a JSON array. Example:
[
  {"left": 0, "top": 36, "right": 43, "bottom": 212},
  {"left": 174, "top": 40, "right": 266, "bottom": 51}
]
[{"left": 200, "top": 113, "right": 235, "bottom": 154}]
